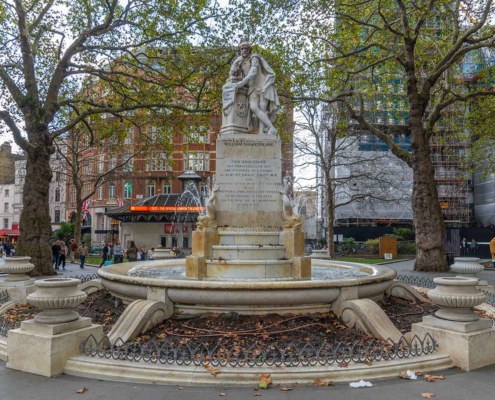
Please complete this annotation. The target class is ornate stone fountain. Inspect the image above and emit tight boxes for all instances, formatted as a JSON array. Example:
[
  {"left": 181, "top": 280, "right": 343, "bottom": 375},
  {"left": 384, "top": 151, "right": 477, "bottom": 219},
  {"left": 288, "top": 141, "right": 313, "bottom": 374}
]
[{"left": 98, "top": 42, "right": 397, "bottom": 313}]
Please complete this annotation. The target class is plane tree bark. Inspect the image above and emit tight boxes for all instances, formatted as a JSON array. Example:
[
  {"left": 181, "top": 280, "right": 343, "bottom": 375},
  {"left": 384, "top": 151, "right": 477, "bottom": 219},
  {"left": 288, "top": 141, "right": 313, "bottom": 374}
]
[
  {"left": 253, "top": 0, "right": 495, "bottom": 271},
  {"left": 0, "top": 0, "right": 230, "bottom": 275}
]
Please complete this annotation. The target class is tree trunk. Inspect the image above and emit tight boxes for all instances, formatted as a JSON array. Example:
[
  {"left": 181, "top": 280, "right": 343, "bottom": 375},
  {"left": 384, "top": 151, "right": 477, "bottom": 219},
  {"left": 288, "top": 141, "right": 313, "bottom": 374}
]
[
  {"left": 16, "top": 144, "right": 55, "bottom": 276},
  {"left": 411, "top": 137, "right": 448, "bottom": 272},
  {"left": 74, "top": 199, "right": 83, "bottom": 246},
  {"left": 326, "top": 186, "right": 335, "bottom": 258}
]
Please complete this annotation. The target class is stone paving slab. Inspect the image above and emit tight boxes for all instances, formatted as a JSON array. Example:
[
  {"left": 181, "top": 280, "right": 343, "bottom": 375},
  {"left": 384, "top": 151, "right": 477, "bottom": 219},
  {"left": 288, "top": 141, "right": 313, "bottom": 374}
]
[{"left": 2, "top": 360, "right": 495, "bottom": 400}]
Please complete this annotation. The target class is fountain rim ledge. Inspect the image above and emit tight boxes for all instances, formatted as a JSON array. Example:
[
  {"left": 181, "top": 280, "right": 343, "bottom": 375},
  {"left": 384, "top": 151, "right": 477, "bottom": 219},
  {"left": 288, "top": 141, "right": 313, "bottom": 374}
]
[{"left": 97, "top": 259, "right": 397, "bottom": 290}]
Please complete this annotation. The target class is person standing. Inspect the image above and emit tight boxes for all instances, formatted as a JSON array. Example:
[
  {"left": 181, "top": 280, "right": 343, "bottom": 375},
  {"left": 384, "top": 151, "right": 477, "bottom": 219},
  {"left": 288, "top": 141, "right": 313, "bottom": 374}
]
[
  {"left": 138, "top": 244, "right": 146, "bottom": 261},
  {"left": 58, "top": 242, "right": 68, "bottom": 270},
  {"left": 113, "top": 241, "right": 123, "bottom": 264},
  {"left": 490, "top": 233, "right": 495, "bottom": 269},
  {"left": 99, "top": 241, "right": 110, "bottom": 268},
  {"left": 70, "top": 239, "right": 78, "bottom": 263},
  {"left": 147, "top": 247, "right": 155, "bottom": 260},
  {"left": 51, "top": 240, "right": 61, "bottom": 270},
  {"left": 127, "top": 241, "right": 138, "bottom": 262},
  {"left": 470, "top": 239, "right": 478, "bottom": 257},
  {"left": 459, "top": 238, "right": 468, "bottom": 257},
  {"left": 77, "top": 242, "right": 89, "bottom": 269}
]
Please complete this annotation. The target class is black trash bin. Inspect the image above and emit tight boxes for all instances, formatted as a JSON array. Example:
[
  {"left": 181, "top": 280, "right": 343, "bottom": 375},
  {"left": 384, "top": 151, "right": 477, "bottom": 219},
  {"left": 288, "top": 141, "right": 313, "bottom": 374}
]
[{"left": 446, "top": 252, "right": 454, "bottom": 266}]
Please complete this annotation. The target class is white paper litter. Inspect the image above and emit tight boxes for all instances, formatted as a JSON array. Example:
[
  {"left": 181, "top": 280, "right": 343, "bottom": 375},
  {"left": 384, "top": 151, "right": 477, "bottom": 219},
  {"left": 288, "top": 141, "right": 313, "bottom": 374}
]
[
  {"left": 349, "top": 380, "right": 373, "bottom": 388},
  {"left": 406, "top": 370, "right": 417, "bottom": 380}
]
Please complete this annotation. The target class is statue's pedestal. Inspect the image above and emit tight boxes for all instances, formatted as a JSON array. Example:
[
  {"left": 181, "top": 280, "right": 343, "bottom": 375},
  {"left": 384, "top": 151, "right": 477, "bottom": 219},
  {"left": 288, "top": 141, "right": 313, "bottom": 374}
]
[{"left": 216, "top": 134, "right": 283, "bottom": 228}]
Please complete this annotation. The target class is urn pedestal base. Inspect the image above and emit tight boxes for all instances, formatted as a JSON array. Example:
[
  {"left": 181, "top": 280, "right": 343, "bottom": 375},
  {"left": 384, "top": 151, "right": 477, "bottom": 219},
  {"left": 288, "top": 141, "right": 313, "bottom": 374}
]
[
  {"left": 412, "top": 321, "right": 495, "bottom": 371},
  {"left": 7, "top": 318, "right": 103, "bottom": 377}
]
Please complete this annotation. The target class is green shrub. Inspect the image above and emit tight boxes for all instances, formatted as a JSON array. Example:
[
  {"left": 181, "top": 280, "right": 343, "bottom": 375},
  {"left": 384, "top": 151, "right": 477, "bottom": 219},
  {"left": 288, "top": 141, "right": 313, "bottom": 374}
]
[
  {"left": 365, "top": 239, "right": 379, "bottom": 254},
  {"left": 398, "top": 241, "right": 416, "bottom": 255},
  {"left": 392, "top": 227, "right": 414, "bottom": 241}
]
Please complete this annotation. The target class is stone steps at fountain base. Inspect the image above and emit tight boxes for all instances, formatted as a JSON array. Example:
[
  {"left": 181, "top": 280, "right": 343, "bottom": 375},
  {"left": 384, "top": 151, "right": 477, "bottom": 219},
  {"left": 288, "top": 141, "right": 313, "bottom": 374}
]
[
  {"left": 218, "top": 231, "right": 280, "bottom": 246},
  {"left": 211, "top": 245, "right": 286, "bottom": 260},
  {"left": 205, "top": 259, "right": 292, "bottom": 279}
]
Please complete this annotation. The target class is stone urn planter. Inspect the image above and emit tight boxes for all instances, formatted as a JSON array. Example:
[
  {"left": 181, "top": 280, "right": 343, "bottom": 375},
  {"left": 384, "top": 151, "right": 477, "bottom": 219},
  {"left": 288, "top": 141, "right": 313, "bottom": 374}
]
[
  {"left": 428, "top": 277, "right": 486, "bottom": 322},
  {"left": 450, "top": 257, "right": 484, "bottom": 279},
  {"left": 0, "top": 256, "right": 34, "bottom": 282},
  {"left": 27, "top": 278, "right": 87, "bottom": 324},
  {"left": 152, "top": 248, "right": 175, "bottom": 260}
]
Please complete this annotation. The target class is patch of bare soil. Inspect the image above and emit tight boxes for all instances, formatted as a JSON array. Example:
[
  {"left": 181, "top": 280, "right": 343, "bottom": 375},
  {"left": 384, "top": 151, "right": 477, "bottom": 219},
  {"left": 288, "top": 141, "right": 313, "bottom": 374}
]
[{"left": 381, "top": 295, "right": 440, "bottom": 333}]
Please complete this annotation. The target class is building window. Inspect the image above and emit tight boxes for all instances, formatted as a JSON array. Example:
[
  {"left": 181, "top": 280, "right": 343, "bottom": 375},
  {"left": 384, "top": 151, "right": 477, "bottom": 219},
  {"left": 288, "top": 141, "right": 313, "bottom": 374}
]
[
  {"left": 83, "top": 160, "right": 92, "bottom": 175},
  {"left": 123, "top": 182, "right": 132, "bottom": 199},
  {"left": 147, "top": 182, "right": 155, "bottom": 197},
  {"left": 163, "top": 182, "right": 171, "bottom": 194},
  {"left": 109, "top": 183, "right": 116, "bottom": 199},
  {"left": 70, "top": 186, "right": 76, "bottom": 202},
  {"left": 184, "top": 126, "right": 209, "bottom": 144},
  {"left": 123, "top": 154, "right": 133, "bottom": 172},
  {"left": 3, "top": 218, "right": 8, "bottom": 229},
  {"left": 97, "top": 185, "right": 103, "bottom": 200},
  {"left": 98, "top": 155, "right": 105, "bottom": 173},
  {"left": 184, "top": 152, "right": 210, "bottom": 171},
  {"left": 146, "top": 153, "right": 172, "bottom": 171},
  {"left": 109, "top": 155, "right": 117, "bottom": 170},
  {"left": 4, "top": 189, "right": 9, "bottom": 197},
  {"left": 4, "top": 202, "right": 9, "bottom": 212},
  {"left": 55, "top": 188, "right": 61, "bottom": 202},
  {"left": 83, "top": 182, "right": 91, "bottom": 196},
  {"left": 54, "top": 208, "right": 61, "bottom": 223},
  {"left": 55, "top": 172, "right": 61, "bottom": 182},
  {"left": 125, "top": 128, "right": 134, "bottom": 144}
]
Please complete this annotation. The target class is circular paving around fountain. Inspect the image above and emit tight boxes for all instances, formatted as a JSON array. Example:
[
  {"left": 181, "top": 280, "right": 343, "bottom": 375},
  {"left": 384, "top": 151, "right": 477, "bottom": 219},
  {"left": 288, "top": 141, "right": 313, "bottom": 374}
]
[{"left": 98, "top": 259, "right": 396, "bottom": 314}]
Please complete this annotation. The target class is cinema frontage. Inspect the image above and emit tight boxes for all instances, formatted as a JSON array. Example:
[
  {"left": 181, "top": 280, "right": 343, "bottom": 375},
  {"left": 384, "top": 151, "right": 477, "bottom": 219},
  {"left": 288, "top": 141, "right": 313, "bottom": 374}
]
[{"left": 105, "top": 171, "right": 205, "bottom": 251}]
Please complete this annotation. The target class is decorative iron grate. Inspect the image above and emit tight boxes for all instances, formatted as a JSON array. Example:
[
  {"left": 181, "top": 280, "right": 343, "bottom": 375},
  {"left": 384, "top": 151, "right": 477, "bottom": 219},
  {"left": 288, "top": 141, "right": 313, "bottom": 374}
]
[
  {"left": 482, "top": 290, "right": 495, "bottom": 307},
  {"left": 0, "top": 316, "right": 19, "bottom": 337},
  {"left": 70, "top": 274, "right": 99, "bottom": 283},
  {"left": 0, "top": 289, "right": 9, "bottom": 305},
  {"left": 81, "top": 333, "right": 437, "bottom": 367},
  {"left": 396, "top": 275, "right": 437, "bottom": 289}
]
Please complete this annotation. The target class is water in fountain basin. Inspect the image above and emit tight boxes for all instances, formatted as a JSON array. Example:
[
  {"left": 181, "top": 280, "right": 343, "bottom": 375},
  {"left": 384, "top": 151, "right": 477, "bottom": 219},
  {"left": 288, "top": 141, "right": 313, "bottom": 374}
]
[{"left": 126, "top": 265, "right": 369, "bottom": 280}]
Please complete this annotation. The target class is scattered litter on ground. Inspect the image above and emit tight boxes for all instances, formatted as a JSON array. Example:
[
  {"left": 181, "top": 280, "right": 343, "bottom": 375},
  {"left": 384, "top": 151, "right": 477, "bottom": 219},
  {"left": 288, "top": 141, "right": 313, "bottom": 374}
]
[{"left": 349, "top": 380, "right": 373, "bottom": 388}]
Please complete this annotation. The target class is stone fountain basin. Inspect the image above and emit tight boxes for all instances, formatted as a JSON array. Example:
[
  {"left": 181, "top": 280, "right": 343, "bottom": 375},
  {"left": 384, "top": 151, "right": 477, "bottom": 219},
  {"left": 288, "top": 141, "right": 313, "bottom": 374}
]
[{"left": 98, "top": 259, "right": 396, "bottom": 314}]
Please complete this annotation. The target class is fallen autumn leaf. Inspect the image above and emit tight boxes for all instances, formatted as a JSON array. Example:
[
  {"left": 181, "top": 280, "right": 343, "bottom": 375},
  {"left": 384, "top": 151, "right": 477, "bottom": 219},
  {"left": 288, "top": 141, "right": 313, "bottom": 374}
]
[
  {"left": 314, "top": 379, "right": 334, "bottom": 387},
  {"left": 76, "top": 388, "right": 88, "bottom": 394},
  {"left": 421, "top": 393, "right": 435, "bottom": 398}
]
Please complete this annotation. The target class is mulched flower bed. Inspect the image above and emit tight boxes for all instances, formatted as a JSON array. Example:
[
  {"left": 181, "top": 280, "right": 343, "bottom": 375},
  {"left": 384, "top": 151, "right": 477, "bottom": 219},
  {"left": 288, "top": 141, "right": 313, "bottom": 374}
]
[
  {"left": 1, "top": 290, "right": 125, "bottom": 334},
  {"left": 74, "top": 290, "right": 126, "bottom": 333},
  {"left": 381, "top": 295, "right": 440, "bottom": 333},
  {"left": 135, "top": 312, "right": 379, "bottom": 349}
]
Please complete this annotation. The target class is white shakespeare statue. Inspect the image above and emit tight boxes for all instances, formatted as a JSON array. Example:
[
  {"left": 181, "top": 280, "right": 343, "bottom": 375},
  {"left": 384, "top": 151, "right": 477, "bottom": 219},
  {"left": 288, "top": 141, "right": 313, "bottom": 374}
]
[{"left": 228, "top": 42, "right": 280, "bottom": 135}]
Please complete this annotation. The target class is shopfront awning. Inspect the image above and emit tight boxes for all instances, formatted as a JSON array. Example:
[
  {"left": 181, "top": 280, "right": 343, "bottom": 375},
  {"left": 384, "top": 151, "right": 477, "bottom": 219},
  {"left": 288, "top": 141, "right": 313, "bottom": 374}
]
[{"left": 0, "top": 229, "right": 19, "bottom": 238}]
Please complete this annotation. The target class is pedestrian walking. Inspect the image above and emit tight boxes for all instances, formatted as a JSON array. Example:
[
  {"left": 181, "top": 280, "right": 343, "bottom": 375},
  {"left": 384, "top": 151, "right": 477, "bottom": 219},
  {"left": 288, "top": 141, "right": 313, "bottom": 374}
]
[
  {"left": 99, "top": 241, "right": 110, "bottom": 268},
  {"left": 470, "top": 239, "right": 478, "bottom": 257},
  {"left": 52, "top": 240, "right": 61, "bottom": 270},
  {"left": 70, "top": 239, "right": 78, "bottom": 263},
  {"left": 58, "top": 242, "right": 68, "bottom": 270},
  {"left": 460, "top": 238, "right": 468, "bottom": 257},
  {"left": 127, "top": 241, "right": 138, "bottom": 262},
  {"left": 76, "top": 242, "right": 89, "bottom": 269},
  {"left": 113, "top": 241, "right": 123, "bottom": 264}
]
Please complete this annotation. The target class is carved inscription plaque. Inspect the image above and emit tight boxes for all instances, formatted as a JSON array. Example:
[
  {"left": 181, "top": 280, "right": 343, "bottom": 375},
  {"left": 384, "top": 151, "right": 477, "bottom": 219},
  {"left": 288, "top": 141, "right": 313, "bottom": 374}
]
[{"left": 216, "top": 134, "right": 283, "bottom": 227}]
